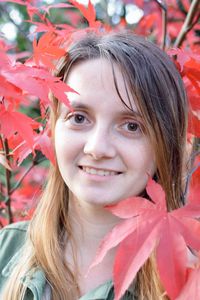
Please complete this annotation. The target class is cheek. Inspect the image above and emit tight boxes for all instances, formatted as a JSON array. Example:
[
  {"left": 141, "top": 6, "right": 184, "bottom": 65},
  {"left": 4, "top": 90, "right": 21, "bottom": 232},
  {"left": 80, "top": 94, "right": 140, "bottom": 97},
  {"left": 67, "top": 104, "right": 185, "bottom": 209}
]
[
  {"left": 123, "top": 141, "right": 156, "bottom": 174},
  {"left": 54, "top": 124, "right": 72, "bottom": 166},
  {"left": 54, "top": 123, "right": 84, "bottom": 166}
]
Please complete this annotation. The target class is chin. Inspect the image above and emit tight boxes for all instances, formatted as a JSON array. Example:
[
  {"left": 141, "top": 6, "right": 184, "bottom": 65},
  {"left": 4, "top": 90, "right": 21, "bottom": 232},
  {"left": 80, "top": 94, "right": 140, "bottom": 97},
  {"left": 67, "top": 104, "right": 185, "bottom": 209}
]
[{"left": 82, "top": 195, "right": 124, "bottom": 207}]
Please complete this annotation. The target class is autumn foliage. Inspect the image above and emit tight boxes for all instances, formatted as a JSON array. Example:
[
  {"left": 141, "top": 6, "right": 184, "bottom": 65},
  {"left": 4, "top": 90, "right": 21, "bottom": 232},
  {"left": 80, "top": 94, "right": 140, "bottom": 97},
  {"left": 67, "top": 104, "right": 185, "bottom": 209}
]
[{"left": 0, "top": 0, "right": 199, "bottom": 299}]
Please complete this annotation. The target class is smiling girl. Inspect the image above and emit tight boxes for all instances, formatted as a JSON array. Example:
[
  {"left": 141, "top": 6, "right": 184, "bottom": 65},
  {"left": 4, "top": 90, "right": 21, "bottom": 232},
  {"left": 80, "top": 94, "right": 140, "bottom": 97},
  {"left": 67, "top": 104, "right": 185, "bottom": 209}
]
[{"left": 0, "top": 31, "right": 188, "bottom": 300}]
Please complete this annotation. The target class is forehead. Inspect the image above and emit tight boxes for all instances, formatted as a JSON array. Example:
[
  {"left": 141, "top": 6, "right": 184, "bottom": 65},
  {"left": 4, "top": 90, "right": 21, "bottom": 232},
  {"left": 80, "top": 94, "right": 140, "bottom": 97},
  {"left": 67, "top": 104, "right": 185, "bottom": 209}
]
[{"left": 62, "top": 58, "right": 138, "bottom": 114}]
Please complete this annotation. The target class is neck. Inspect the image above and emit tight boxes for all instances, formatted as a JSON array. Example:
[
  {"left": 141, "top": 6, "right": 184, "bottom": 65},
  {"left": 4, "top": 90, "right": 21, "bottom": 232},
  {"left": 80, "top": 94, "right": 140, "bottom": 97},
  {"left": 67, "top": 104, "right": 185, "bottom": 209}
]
[
  {"left": 65, "top": 194, "right": 122, "bottom": 294},
  {"left": 68, "top": 195, "right": 121, "bottom": 249}
]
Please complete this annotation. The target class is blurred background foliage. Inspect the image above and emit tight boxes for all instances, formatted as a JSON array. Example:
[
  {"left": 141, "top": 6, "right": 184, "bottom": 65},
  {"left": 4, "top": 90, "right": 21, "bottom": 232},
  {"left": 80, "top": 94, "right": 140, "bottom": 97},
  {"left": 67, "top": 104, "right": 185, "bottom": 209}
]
[
  {"left": 1, "top": 0, "right": 199, "bottom": 52},
  {"left": 0, "top": 0, "right": 144, "bottom": 51}
]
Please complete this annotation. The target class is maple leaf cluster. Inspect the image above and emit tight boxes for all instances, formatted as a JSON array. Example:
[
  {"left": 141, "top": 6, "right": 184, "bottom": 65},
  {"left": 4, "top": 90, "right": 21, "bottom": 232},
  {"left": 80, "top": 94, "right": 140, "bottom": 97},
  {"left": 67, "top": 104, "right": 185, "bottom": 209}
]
[
  {"left": 0, "top": 0, "right": 199, "bottom": 299},
  {"left": 90, "top": 177, "right": 200, "bottom": 299}
]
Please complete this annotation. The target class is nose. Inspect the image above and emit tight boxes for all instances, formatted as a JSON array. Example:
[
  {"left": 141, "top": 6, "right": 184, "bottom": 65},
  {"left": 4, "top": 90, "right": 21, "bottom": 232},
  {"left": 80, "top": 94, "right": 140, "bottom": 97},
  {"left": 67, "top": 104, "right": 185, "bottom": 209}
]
[{"left": 83, "top": 126, "right": 116, "bottom": 160}]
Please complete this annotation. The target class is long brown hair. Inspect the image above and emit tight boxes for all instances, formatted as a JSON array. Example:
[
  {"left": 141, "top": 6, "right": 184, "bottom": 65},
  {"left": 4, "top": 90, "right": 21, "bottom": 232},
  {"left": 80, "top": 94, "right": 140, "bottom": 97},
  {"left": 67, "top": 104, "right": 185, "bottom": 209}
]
[{"left": 3, "top": 31, "right": 188, "bottom": 300}]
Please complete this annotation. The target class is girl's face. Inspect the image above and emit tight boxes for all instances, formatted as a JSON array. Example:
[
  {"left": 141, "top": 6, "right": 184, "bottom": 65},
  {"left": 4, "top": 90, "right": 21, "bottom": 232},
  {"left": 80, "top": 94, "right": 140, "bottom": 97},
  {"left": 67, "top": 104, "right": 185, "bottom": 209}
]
[{"left": 55, "top": 59, "right": 156, "bottom": 206}]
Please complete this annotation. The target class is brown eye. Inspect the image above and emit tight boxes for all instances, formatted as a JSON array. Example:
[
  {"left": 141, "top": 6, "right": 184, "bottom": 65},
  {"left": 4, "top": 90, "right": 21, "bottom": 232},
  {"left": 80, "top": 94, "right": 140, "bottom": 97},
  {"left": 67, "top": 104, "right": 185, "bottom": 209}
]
[
  {"left": 66, "top": 112, "right": 90, "bottom": 126},
  {"left": 74, "top": 114, "right": 85, "bottom": 124},
  {"left": 119, "top": 120, "right": 142, "bottom": 136},
  {"left": 127, "top": 122, "right": 139, "bottom": 132}
]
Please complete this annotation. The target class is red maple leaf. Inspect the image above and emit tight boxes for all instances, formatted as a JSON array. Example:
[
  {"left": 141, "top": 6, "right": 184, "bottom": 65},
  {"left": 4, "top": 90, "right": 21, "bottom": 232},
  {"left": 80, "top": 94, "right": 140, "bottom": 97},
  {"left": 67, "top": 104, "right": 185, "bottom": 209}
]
[
  {"left": 186, "top": 80, "right": 200, "bottom": 111},
  {"left": 188, "top": 110, "right": 200, "bottom": 138},
  {"left": 0, "top": 75, "right": 27, "bottom": 105},
  {"left": 0, "top": 104, "right": 38, "bottom": 149},
  {"left": 191, "top": 155, "right": 200, "bottom": 187},
  {"left": 32, "top": 32, "right": 66, "bottom": 69},
  {"left": 7, "top": 133, "right": 32, "bottom": 167},
  {"left": 89, "top": 177, "right": 200, "bottom": 300},
  {"left": 168, "top": 48, "right": 193, "bottom": 72},
  {"left": 68, "top": 0, "right": 101, "bottom": 28},
  {"left": 34, "top": 129, "right": 55, "bottom": 165},
  {"left": 2, "top": 63, "right": 75, "bottom": 107}
]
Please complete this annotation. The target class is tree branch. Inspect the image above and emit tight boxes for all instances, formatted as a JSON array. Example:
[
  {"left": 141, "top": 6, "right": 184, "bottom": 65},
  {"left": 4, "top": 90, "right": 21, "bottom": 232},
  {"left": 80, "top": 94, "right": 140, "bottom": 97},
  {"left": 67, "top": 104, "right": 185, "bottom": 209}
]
[
  {"left": 8, "top": 162, "right": 35, "bottom": 196},
  {"left": 0, "top": 134, "right": 4, "bottom": 154},
  {"left": 2, "top": 138, "right": 13, "bottom": 224},
  {"left": 174, "top": 0, "right": 200, "bottom": 48},
  {"left": 183, "top": 147, "right": 200, "bottom": 202},
  {"left": 154, "top": 0, "right": 168, "bottom": 50},
  {"left": 5, "top": 156, "right": 46, "bottom": 201},
  {"left": 0, "top": 217, "right": 4, "bottom": 229},
  {"left": 161, "top": 3, "right": 167, "bottom": 50}
]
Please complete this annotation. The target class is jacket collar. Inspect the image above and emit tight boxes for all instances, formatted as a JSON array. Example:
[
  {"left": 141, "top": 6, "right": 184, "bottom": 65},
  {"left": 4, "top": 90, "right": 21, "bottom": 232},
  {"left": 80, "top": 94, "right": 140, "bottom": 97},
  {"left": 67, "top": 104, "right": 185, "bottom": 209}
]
[{"left": 2, "top": 248, "right": 46, "bottom": 299}]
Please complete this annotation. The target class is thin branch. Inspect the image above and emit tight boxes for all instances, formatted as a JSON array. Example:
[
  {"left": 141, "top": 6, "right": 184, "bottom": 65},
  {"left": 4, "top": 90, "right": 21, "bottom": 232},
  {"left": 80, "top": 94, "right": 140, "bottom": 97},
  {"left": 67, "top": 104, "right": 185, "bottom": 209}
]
[
  {"left": 2, "top": 138, "right": 13, "bottom": 224},
  {"left": 161, "top": 2, "right": 167, "bottom": 50},
  {"left": 5, "top": 156, "right": 46, "bottom": 202},
  {"left": 191, "top": 11, "right": 200, "bottom": 28},
  {"left": 0, "top": 134, "right": 4, "bottom": 150},
  {"left": 0, "top": 135, "right": 4, "bottom": 202},
  {"left": 183, "top": 146, "right": 200, "bottom": 201},
  {"left": 154, "top": 0, "right": 168, "bottom": 50},
  {"left": 8, "top": 162, "right": 35, "bottom": 196},
  {"left": 176, "top": 0, "right": 188, "bottom": 16},
  {"left": 174, "top": 0, "right": 200, "bottom": 48},
  {"left": 183, "top": 162, "right": 200, "bottom": 201},
  {"left": 168, "top": 17, "right": 184, "bottom": 23},
  {"left": 0, "top": 218, "right": 4, "bottom": 229}
]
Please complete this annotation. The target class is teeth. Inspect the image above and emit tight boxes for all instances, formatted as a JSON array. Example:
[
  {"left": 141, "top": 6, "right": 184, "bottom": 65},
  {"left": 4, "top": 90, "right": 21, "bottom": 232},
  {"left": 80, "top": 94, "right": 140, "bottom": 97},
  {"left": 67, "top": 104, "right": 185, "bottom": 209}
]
[{"left": 82, "top": 167, "right": 118, "bottom": 176}]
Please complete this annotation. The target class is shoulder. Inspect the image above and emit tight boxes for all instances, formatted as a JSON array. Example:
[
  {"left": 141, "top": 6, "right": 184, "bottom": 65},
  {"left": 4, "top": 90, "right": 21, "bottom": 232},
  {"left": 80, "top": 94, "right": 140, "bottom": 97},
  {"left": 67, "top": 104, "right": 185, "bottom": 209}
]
[
  {"left": 0, "top": 221, "right": 29, "bottom": 247},
  {"left": 0, "top": 220, "right": 29, "bottom": 233},
  {"left": 0, "top": 221, "right": 29, "bottom": 271},
  {"left": 0, "top": 221, "right": 32, "bottom": 296}
]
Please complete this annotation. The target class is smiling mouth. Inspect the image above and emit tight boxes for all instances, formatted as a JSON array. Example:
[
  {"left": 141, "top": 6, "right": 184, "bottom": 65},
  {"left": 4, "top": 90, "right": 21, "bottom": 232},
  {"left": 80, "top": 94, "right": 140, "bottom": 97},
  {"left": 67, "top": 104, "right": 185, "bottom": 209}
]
[{"left": 79, "top": 166, "right": 122, "bottom": 176}]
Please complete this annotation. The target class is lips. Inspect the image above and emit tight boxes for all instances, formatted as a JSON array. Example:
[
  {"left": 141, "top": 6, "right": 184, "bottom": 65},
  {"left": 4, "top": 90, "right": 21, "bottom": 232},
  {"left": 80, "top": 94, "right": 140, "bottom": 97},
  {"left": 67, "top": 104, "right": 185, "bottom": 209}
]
[{"left": 79, "top": 166, "right": 122, "bottom": 176}]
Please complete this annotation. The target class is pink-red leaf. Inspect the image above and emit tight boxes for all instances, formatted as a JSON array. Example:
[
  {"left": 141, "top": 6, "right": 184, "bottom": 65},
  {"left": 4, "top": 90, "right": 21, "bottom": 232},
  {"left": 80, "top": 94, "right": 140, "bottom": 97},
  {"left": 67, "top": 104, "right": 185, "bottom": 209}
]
[
  {"left": 33, "top": 32, "right": 66, "bottom": 69},
  {"left": 34, "top": 130, "right": 55, "bottom": 165},
  {"left": 88, "top": 218, "right": 139, "bottom": 273},
  {"left": 105, "top": 196, "right": 153, "bottom": 219},
  {"left": 146, "top": 176, "right": 166, "bottom": 210},
  {"left": 156, "top": 218, "right": 187, "bottom": 299},
  {"left": 0, "top": 106, "right": 37, "bottom": 149},
  {"left": 113, "top": 217, "right": 162, "bottom": 300},
  {"left": 176, "top": 266, "right": 200, "bottom": 299},
  {"left": 89, "top": 177, "right": 200, "bottom": 300},
  {"left": 68, "top": 0, "right": 101, "bottom": 28}
]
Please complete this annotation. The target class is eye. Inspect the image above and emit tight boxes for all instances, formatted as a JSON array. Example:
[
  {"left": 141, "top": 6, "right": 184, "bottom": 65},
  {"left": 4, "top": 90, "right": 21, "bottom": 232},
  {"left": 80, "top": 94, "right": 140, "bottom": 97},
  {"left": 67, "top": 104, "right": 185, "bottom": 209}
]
[
  {"left": 126, "top": 122, "right": 140, "bottom": 132},
  {"left": 122, "top": 121, "right": 141, "bottom": 133},
  {"left": 65, "top": 112, "right": 90, "bottom": 126},
  {"left": 73, "top": 114, "right": 86, "bottom": 124}
]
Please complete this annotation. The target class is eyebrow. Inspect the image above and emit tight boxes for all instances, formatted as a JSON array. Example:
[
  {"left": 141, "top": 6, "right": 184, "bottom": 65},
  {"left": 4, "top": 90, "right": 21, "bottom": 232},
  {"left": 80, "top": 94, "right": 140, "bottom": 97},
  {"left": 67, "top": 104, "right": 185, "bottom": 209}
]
[{"left": 68, "top": 101, "right": 142, "bottom": 119}]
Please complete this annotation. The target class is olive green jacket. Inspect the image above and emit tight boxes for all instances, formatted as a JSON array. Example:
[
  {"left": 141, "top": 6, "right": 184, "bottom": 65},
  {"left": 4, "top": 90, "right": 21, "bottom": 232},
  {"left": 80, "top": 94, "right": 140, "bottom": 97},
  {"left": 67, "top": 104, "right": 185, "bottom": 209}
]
[{"left": 0, "top": 221, "right": 133, "bottom": 300}]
